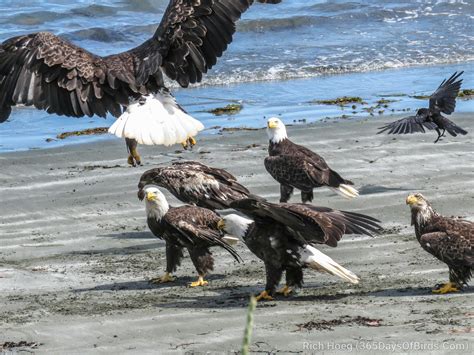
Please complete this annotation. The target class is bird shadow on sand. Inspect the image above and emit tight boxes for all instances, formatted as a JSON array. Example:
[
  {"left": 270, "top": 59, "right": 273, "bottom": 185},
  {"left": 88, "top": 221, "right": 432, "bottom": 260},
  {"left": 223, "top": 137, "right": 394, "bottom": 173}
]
[
  {"left": 99, "top": 231, "right": 155, "bottom": 240},
  {"left": 367, "top": 285, "right": 474, "bottom": 298},
  {"left": 358, "top": 184, "right": 413, "bottom": 195},
  {"left": 73, "top": 274, "right": 228, "bottom": 293}
]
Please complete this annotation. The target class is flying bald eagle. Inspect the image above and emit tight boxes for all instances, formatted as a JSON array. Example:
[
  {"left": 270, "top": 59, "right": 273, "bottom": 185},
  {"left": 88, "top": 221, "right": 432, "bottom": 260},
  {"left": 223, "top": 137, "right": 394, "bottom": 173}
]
[
  {"left": 265, "top": 117, "right": 359, "bottom": 203},
  {"left": 0, "top": 0, "right": 281, "bottom": 166},
  {"left": 221, "top": 197, "right": 382, "bottom": 300},
  {"left": 406, "top": 193, "right": 473, "bottom": 294},
  {"left": 138, "top": 161, "right": 250, "bottom": 210},
  {"left": 142, "top": 186, "right": 241, "bottom": 287},
  {"left": 378, "top": 72, "right": 467, "bottom": 143}
]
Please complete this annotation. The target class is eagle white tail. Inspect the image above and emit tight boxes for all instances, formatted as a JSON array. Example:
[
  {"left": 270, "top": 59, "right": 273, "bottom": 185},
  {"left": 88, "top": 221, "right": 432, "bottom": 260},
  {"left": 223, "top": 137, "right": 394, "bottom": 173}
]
[
  {"left": 222, "top": 235, "right": 239, "bottom": 246},
  {"left": 330, "top": 184, "right": 359, "bottom": 199},
  {"left": 108, "top": 92, "right": 204, "bottom": 146},
  {"left": 300, "top": 245, "right": 360, "bottom": 284}
]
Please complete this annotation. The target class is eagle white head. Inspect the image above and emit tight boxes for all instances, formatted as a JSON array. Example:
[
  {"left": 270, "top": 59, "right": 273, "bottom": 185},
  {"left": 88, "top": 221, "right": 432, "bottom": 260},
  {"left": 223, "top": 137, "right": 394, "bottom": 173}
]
[
  {"left": 143, "top": 186, "right": 169, "bottom": 220},
  {"left": 221, "top": 214, "right": 254, "bottom": 239},
  {"left": 266, "top": 117, "right": 288, "bottom": 144}
]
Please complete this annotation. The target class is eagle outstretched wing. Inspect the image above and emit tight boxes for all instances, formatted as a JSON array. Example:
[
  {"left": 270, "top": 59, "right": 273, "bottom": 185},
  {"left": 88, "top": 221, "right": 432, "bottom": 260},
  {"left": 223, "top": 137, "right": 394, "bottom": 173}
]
[
  {"left": 429, "top": 71, "right": 463, "bottom": 115},
  {"left": 230, "top": 198, "right": 382, "bottom": 247},
  {"left": 0, "top": 0, "right": 281, "bottom": 122}
]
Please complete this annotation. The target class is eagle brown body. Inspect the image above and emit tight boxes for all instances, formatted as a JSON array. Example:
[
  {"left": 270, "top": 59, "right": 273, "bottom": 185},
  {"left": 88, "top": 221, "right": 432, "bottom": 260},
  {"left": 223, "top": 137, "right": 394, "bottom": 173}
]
[
  {"left": 407, "top": 193, "right": 473, "bottom": 293},
  {"left": 265, "top": 117, "right": 358, "bottom": 203},
  {"left": 143, "top": 186, "right": 241, "bottom": 286},
  {"left": 0, "top": 0, "right": 281, "bottom": 165},
  {"left": 138, "top": 161, "right": 250, "bottom": 210},
  {"left": 222, "top": 198, "right": 382, "bottom": 300}
]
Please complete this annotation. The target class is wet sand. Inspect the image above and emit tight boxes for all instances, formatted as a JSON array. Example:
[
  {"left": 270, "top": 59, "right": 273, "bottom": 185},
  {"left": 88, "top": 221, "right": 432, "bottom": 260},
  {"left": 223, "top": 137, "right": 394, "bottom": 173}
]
[{"left": 1, "top": 114, "right": 473, "bottom": 354}]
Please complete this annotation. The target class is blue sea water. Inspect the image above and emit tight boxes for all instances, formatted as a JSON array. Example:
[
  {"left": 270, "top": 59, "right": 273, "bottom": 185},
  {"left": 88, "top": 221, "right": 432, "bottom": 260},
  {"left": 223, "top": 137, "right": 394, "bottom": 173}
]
[{"left": 0, "top": 0, "right": 473, "bottom": 152}]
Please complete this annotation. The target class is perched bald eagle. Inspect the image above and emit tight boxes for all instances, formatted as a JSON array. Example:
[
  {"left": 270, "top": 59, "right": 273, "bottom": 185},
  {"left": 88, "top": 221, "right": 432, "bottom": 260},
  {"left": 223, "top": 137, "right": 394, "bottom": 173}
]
[
  {"left": 378, "top": 72, "right": 467, "bottom": 143},
  {"left": 142, "top": 186, "right": 241, "bottom": 286},
  {"left": 0, "top": 0, "right": 281, "bottom": 166},
  {"left": 221, "top": 198, "right": 382, "bottom": 300},
  {"left": 265, "top": 117, "right": 359, "bottom": 203},
  {"left": 138, "top": 161, "right": 250, "bottom": 210},
  {"left": 406, "top": 193, "right": 473, "bottom": 294}
]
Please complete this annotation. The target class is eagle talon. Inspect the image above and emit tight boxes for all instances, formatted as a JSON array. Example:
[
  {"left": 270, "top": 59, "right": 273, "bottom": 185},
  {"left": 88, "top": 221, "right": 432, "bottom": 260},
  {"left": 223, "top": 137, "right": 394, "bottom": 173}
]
[
  {"left": 276, "top": 285, "right": 293, "bottom": 297},
  {"left": 189, "top": 276, "right": 208, "bottom": 287},
  {"left": 432, "top": 282, "right": 460, "bottom": 294},
  {"left": 126, "top": 138, "right": 141, "bottom": 166},
  {"left": 149, "top": 272, "right": 175, "bottom": 284},
  {"left": 255, "top": 290, "right": 274, "bottom": 301}
]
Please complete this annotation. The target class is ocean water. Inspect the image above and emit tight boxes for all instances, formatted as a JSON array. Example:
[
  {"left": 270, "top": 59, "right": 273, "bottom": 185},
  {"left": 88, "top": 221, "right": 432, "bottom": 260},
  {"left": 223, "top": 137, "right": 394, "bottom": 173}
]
[{"left": 0, "top": 0, "right": 473, "bottom": 152}]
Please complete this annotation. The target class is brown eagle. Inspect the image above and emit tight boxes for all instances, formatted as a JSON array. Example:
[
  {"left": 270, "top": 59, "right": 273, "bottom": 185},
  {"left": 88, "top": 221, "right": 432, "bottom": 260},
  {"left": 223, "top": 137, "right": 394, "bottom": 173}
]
[
  {"left": 378, "top": 72, "right": 467, "bottom": 143},
  {"left": 138, "top": 161, "right": 250, "bottom": 210},
  {"left": 221, "top": 197, "right": 382, "bottom": 300},
  {"left": 406, "top": 193, "right": 473, "bottom": 294},
  {"left": 142, "top": 186, "right": 241, "bottom": 287},
  {"left": 0, "top": 0, "right": 281, "bottom": 166},
  {"left": 265, "top": 117, "right": 359, "bottom": 203}
]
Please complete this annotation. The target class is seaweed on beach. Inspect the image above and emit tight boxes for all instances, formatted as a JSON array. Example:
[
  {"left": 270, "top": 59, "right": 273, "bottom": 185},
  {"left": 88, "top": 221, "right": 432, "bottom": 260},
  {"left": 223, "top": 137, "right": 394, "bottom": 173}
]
[
  {"left": 296, "top": 316, "right": 382, "bottom": 331},
  {"left": 56, "top": 127, "right": 110, "bottom": 140},
  {"left": 311, "top": 96, "right": 366, "bottom": 106},
  {"left": 208, "top": 103, "right": 243, "bottom": 115},
  {"left": 0, "top": 341, "right": 41, "bottom": 351},
  {"left": 458, "top": 89, "right": 474, "bottom": 99}
]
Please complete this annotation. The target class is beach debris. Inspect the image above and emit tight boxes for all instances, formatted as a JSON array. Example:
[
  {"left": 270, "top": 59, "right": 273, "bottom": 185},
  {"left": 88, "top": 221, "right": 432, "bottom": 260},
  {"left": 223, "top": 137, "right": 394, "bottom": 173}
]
[
  {"left": 57, "top": 127, "right": 109, "bottom": 140},
  {"left": 208, "top": 103, "right": 243, "bottom": 115},
  {"left": 310, "top": 96, "right": 366, "bottom": 106},
  {"left": 296, "top": 316, "right": 383, "bottom": 331},
  {"left": 220, "top": 127, "right": 260, "bottom": 133}
]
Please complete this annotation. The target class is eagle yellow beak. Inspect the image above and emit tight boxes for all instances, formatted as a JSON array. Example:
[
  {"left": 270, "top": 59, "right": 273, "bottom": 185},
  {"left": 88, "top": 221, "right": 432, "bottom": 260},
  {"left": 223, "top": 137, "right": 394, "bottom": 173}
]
[
  {"left": 146, "top": 192, "right": 157, "bottom": 201},
  {"left": 406, "top": 194, "right": 418, "bottom": 205},
  {"left": 217, "top": 219, "right": 225, "bottom": 230},
  {"left": 267, "top": 121, "right": 278, "bottom": 129}
]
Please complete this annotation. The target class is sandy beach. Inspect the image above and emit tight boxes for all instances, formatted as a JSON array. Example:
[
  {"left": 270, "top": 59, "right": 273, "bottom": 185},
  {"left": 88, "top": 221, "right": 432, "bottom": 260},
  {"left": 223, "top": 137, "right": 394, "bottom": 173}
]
[{"left": 1, "top": 114, "right": 473, "bottom": 354}]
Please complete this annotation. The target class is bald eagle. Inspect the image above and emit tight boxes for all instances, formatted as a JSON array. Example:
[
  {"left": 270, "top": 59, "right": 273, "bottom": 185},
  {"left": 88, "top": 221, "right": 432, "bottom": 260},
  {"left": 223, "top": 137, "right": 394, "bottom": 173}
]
[
  {"left": 265, "top": 117, "right": 359, "bottom": 203},
  {"left": 0, "top": 0, "right": 281, "bottom": 166},
  {"left": 221, "top": 198, "right": 382, "bottom": 300},
  {"left": 406, "top": 193, "right": 473, "bottom": 294},
  {"left": 378, "top": 72, "right": 467, "bottom": 143},
  {"left": 142, "top": 186, "right": 241, "bottom": 286},
  {"left": 138, "top": 161, "right": 250, "bottom": 210}
]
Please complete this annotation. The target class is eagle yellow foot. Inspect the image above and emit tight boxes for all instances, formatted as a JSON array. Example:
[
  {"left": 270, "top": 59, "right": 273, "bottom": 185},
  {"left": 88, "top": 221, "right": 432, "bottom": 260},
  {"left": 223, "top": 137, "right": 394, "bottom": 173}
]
[
  {"left": 149, "top": 273, "right": 175, "bottom": 284},
  {"left": 189, "top": 276, "right": 208, "bottom": 287},
  {"left": 276, "top": 285, "right": 293, "bottom": 297},
  {"left": 181, "top": 136, "right": 197, "bottom": 150},
  {"left": 432, "top": 282, "right": 460, "bottom": 294},
  {"left": 255, "top": 290, "right": 274, "bottom": 302}
]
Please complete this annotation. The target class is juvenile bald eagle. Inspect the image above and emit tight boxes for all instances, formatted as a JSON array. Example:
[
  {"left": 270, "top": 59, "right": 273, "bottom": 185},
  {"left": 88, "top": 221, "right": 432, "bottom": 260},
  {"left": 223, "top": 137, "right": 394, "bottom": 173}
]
[
  {"left": 0, "top": 0, "right": 281, "bottom": 166},
  {"left": 142, "top": 186, "right": 241, "bottom": 286},
  {"left": 406, "top": 193, "right": 473, "bottom": 294},
  {"left": 221, "top": 198, "right": 382, "bottom": 300},
  {"left": 265, "top": 117, "right": 359, "bottom": 203},
  {"left": 378, "top": 72, "right": 467, "bottom": 143},
  {"left": 138, "top": 161, "right": 250, "bottom": 210}
]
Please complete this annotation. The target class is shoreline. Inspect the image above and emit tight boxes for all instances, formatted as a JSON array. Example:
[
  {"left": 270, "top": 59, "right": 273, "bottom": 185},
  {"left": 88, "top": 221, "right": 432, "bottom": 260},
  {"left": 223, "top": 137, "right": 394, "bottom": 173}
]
[{"left": 1, "top": 114, "right": 473, "bottom": 353}]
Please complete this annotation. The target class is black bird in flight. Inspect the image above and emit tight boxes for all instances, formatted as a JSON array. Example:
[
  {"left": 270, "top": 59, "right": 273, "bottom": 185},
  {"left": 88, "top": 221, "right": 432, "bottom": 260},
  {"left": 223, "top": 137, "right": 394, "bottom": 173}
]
[{"left": 378, "top": 72, "right": 467, "bottom": 143}]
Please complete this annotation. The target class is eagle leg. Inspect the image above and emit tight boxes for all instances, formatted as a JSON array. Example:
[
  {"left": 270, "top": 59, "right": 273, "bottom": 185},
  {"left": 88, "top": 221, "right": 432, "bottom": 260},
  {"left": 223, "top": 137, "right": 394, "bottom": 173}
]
[
  {"left": 149, "top": 272, "right": 175, "bottom": 284},
  {"left": 276, "top": 285, "right": 293, "bottom": 297},
  {"left": 189, "top": 275, "right": 209, "bottom": 287},
  {"left": 432, "top": 282, "right": 460, "bottom": 294},
  {"left": 181, "top": 136, "right": 197, "bottom": 150},
  {"left": 126, "top": 138, "right": 142, "bottom": 166},
  {"left": 255, "top": 290, "right": 274, "bottom": 301}
]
